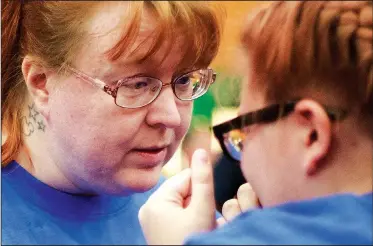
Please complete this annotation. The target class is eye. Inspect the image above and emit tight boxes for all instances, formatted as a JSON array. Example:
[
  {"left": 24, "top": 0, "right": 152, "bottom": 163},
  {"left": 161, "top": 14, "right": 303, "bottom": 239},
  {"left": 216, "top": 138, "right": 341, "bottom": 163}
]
[
  {"left": 176, "top": 76, "right": 191, "bottom": 85},
  {"left": 122, "top": 78, "right": 151, "bottom": 90},
  {"left": 117, "top": 77, "right": 156, "bottom": 98},
  {"left": 133, "top": 81, "right": 148, "bottom": 89}
]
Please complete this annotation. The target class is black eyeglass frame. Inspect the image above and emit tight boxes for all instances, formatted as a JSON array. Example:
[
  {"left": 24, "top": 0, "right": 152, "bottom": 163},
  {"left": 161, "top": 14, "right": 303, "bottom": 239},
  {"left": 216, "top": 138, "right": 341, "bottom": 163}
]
[{"left": 212, "top": 99, "right": 348, "bottom": 163}]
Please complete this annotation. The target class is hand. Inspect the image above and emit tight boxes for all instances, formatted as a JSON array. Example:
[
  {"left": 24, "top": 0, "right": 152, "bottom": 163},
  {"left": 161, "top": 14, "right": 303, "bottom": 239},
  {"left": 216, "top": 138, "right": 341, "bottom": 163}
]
[
  {"left": 139, "top": 149, "right": 216, "bottom": 245},
  {"left": 217, "top": 183, "right": 260, "bottom": 227}
]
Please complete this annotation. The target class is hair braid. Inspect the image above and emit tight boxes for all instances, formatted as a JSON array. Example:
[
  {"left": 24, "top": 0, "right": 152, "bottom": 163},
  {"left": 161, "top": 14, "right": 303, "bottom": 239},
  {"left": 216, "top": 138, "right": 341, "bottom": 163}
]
[
  {"left": 242, "top": 1, "right": 372, "bottom": 116},
  {"left": 317, "top": 1, "right": 372, "bottom": 110}
]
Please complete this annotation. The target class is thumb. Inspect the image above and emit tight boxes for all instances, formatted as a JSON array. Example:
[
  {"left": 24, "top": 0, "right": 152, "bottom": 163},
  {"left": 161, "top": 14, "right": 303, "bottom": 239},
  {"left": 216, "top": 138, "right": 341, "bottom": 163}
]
[{"left": 189, "top": 149, "right": 216, "bottom": 214}]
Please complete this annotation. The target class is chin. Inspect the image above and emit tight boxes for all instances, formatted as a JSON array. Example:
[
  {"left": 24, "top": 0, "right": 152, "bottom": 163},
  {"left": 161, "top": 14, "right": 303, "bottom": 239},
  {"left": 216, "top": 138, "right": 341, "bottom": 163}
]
[
  {"left": 133, "top": 169, "right": 163, "bottom": 192},
  {"left": 110, "top": 166, "right": 163, "bottom": 195}
]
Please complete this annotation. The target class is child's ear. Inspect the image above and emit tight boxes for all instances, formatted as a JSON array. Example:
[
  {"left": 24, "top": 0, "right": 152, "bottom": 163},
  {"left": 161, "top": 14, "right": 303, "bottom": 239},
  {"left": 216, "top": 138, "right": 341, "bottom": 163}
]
[{"left": 293, "top": 99, "right": 332, "bottom": 176}]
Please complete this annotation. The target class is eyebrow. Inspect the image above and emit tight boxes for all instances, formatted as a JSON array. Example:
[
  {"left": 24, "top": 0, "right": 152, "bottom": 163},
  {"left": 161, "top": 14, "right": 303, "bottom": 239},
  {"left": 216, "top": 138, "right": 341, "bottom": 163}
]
[{"left": 99, "top": 64, "right": 147, "bottom": 81}]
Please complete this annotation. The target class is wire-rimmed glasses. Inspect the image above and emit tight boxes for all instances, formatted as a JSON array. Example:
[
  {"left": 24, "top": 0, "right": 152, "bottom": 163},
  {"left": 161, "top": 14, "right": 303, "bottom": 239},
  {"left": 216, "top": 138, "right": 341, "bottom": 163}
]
[{"left": 66, "top": 66, "right": 217, "bottom": 109}]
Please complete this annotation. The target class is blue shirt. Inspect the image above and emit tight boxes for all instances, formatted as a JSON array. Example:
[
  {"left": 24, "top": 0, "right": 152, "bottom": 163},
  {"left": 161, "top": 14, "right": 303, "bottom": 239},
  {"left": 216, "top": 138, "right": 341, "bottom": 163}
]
[
  {"left": 2, "top": 160, "right": 165, "bottom": 245},
  {"left": 185, "top": 192, "right": 373, "bottom": 245}
]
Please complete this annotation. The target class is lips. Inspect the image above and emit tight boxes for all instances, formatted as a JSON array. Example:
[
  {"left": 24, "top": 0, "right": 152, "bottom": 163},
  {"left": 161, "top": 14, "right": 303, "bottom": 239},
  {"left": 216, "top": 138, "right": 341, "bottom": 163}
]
[
  {"left": 131, "top": 146, "right": 169, "bottom": 168},
  {"left": 133, "top": 147, "right": 167, "bottom": 153}
]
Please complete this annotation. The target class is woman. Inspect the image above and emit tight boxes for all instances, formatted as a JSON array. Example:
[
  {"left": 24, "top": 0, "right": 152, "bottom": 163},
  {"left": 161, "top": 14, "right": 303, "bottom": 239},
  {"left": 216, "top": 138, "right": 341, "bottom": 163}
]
[
  {"left": 139, "top": 1, "right": 373, "bottom": 245},
  {"left": 1, "top": 1, "right": 223, "bottom": 244}
]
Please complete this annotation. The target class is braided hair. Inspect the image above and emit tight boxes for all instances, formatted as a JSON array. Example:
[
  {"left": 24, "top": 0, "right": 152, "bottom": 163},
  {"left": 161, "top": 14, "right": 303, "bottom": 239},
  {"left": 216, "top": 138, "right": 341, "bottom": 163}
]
[{"left": 241, "top": 1, "right": 372, "bottom": 120}]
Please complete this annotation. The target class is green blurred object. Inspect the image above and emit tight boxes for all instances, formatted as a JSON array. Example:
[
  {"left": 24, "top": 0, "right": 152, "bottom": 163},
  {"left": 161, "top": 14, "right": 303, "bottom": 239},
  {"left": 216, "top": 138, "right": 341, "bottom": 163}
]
[
  {"left": 211, "top": 73, "right": 242, "bottom": 108},
  {"left": 190, "top": 89, "right": 216, "bottom": 131},
  {"left": 188, "top": 71, "right": 242, "bottom": 134}
]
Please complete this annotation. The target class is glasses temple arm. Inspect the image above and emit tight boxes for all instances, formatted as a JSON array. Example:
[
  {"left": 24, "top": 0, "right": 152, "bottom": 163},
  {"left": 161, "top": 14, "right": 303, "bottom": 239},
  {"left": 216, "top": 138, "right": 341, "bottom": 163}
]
[{"left": 67, "top": 66, "right": 107, "bottom": 91}]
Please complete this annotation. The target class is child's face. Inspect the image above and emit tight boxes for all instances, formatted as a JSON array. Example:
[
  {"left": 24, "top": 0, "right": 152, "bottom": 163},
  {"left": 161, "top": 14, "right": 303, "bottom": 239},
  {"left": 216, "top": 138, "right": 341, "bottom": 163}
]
[{"left": 239, "top": 73, "right": 306, "bottom": 206}]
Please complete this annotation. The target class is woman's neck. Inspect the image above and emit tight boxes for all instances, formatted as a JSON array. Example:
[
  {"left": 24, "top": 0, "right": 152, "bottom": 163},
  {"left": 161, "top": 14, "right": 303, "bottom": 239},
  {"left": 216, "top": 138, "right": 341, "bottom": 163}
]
[{"left": 14, "top": 101, "right": 85, "bottom": 194}]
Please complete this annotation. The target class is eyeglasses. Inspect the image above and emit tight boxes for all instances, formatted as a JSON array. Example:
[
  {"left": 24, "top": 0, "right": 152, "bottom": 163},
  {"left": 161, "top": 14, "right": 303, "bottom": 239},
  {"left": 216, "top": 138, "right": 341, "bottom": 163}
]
[
  {"left": 212, "top": 100, "right": 348, "bottom": 162},
  {"left": 66, "top": 66, "right": 217, "bottom": 109}
]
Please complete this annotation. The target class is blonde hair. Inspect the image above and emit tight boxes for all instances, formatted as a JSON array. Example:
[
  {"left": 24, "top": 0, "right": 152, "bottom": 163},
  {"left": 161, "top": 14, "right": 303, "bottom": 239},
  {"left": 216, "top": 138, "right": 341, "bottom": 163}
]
[
  {"left": 241, "top": 1, "right": 372, "bottom": 121},
  {"left": 1, "top": 1, "right": 225, "bottom": 166}
]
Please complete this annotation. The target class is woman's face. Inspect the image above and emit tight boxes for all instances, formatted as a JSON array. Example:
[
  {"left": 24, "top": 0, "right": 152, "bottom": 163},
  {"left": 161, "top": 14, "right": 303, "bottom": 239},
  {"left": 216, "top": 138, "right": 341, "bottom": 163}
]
[{"left": 45, "top": 3, "right": 193, "bottom": 194}]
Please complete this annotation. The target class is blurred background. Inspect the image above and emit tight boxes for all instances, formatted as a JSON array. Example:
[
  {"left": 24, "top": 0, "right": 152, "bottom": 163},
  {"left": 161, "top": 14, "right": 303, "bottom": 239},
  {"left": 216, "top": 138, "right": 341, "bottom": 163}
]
[{"left": 162, "top": 1, "right": 270, "bottom": 177}]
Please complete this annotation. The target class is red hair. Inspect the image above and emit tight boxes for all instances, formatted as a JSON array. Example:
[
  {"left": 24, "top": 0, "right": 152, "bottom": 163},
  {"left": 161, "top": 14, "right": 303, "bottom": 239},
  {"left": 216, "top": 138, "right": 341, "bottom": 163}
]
[
  {"left": 241, "top": 1, "right": 372, "bottom": 122},
  {"left": 1, "top": 1, "right": 225, "bottom": 166}
]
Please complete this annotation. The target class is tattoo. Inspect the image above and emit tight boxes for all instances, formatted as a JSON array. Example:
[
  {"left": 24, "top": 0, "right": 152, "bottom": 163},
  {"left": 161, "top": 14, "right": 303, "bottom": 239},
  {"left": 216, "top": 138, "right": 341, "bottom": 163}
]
[
  {"left": 28, "top": 103, "right": 40, "bottom": 122},
  {"left": 21, "top": 116, "right": 34, "bottom": 136},
  {"left": 21, "top": 103, "right": 46, "bottom": 136},
  {"left": 37, "top": 120, "right": 45, "bottom": 132}
]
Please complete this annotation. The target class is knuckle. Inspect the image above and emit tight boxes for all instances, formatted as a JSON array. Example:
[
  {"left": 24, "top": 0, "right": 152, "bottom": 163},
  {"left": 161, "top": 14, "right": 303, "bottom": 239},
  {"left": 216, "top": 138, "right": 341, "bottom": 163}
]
[
  {"left": 222, "top": 198, "right": 239, "bottom": 214},
  {"left": 237, "top": 184, "right": 256, "bottom": 201},
  {"left": 138, "top": 206, "right": 146, "bottom": 222},
  {"left": 138, "top": 203, "right": 153, "bottom": 221},
  {"left": 237, "top": 183, "right": 253, "bottom": 195}
]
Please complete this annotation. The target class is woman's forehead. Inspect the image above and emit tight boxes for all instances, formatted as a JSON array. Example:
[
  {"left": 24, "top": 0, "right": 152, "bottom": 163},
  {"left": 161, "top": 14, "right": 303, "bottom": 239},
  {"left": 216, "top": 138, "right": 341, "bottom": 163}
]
[
  {"left": 75, "top": 2, "right": 186, "bottom": 73},
  {"left": 82, "top": 3, "right": 151, "bottom": 60}
]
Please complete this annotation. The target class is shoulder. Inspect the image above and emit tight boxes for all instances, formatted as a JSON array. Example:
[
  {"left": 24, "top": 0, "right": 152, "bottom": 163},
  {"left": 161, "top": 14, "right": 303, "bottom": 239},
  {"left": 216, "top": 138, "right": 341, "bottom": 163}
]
[
  {"left": 185, "top": 193, "right": 373, "bottom": 245},
  {"left": 1, "top": 180, "right": 40, "bottom": 245}
]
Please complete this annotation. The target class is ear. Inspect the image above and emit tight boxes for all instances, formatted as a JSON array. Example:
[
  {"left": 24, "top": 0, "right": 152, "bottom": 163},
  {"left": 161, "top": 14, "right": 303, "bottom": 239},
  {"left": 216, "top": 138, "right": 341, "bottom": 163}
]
[
  {"left": 293, "top": 99, "right": 332, "bottom": 176},
  {"left": 22, "top": 56, "right": 52, "bottom": 118}
]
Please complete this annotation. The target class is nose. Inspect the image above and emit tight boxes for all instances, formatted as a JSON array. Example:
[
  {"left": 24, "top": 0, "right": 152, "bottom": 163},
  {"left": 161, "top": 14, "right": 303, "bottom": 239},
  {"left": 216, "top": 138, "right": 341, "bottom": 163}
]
[{"left": 145, "top": 85, "right": 181, "bottom": 129}]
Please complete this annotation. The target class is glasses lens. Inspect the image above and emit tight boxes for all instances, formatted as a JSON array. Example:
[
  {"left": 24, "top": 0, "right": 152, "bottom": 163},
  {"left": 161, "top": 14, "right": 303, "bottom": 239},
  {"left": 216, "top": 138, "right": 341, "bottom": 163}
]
[
  {"left": 223, "top": 129, "right": 246, "bottom": 161},
  {"left": 116, "top": 77, "right": 162, "bottom": 108},
  {"left": 174, "top": 69, "right": 211, "bottom": 100}
]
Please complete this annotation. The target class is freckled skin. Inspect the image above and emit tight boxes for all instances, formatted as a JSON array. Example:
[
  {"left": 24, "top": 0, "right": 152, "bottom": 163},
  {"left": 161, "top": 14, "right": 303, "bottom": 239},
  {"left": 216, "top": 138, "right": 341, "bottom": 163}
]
[{"left": 41, "top": 3, "right": 193, "bottom": 195}]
